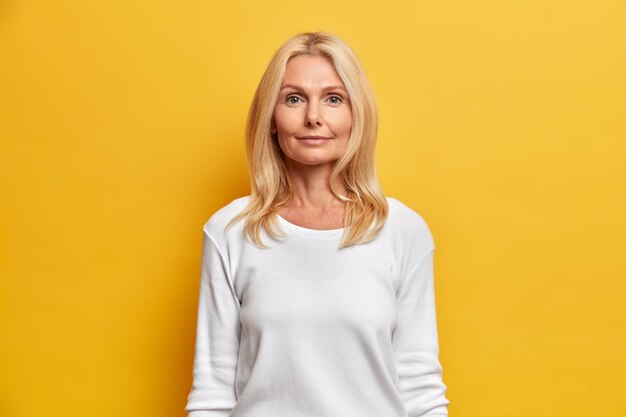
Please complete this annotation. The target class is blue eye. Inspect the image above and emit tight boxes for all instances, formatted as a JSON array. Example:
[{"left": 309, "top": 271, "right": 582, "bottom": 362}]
[
  {"left": 286, "top": 95, "right": 302, "bottom": 104},
  {"left": 327, "top": 95, "right": 343, "bottom": 104}
]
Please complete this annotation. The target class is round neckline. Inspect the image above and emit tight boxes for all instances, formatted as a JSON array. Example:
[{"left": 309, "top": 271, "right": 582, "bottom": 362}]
[{"left": 276, "top": 212, "right": 344, "bottom": 239}]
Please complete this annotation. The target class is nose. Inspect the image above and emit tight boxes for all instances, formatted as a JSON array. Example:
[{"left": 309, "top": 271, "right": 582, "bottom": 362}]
[{"left": 305, "top": 101, "right": 322, "bottom": 127}]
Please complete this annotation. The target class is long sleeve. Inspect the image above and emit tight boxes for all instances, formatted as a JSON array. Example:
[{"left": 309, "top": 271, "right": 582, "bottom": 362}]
[
  {"left": 185, "top": 228, "right": 242, "bottom": 417},
  {"left": 392, "top": 248, "right": 450, "bottom": 417}
]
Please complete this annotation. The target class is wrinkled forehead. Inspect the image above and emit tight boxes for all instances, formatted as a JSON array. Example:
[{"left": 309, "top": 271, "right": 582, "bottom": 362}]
[{"left": 281, "top": 54, "right": 346, "bottom": 90}]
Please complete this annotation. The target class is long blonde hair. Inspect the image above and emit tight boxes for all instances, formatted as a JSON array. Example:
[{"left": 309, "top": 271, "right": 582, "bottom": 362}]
[{"left": 227, "top": 31, "right": 388, "bottom": 249}]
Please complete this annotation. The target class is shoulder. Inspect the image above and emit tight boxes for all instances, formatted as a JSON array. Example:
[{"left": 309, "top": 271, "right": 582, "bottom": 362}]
[
  {"left": 203, "top": 195, "right": 250, "bottom": 240},
  {"left": 384, "top": 195, "right": 435, "bottom": 253}
]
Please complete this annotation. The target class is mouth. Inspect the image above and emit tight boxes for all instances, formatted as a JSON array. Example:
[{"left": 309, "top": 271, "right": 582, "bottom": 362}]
[
  {"left": 297, "top": 136, "right": 331, "bottom": 140},
  {"left": 296, "top": 136, "right": 330, "bottom": 143},
  {"left": 296, "top": 136, "right": 332, "bottom": 145}
]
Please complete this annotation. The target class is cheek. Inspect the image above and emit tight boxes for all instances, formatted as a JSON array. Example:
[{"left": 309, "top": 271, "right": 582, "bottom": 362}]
[
  {"left": 274, "top": 108, "right": 301, "bottom": 132},
  {"left": 329, "top": 109, "right": 353, "bottom": 135}
]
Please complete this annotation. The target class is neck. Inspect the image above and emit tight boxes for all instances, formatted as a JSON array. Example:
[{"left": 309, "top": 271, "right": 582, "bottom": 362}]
[{"left": 283, "top": 159, "right": 347, "bottom": 209}]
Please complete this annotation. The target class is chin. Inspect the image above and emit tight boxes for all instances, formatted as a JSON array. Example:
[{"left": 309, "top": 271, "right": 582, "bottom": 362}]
[{"left": 286, "top": 154, "right": 340, "bottom": 167}]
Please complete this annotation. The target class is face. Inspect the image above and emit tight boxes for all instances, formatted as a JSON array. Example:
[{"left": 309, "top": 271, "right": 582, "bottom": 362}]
[{"left": 271, "top": 54, "right": 352, "bottom": 168}]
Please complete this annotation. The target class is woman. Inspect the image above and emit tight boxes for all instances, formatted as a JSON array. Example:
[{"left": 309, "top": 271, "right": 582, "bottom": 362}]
[{"left": 185, "top": 31, "right": 450, "bottom": 417}]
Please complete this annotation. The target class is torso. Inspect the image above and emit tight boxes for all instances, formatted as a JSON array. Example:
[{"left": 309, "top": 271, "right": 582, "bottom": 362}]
[{"left": 189, "top": 195, "right": 444, "bottom": 417}]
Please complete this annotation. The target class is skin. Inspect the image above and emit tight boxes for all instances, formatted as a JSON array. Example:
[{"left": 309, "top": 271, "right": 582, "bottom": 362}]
[{"left": 270, "top": 54, "right": 353, "bottom": 230}]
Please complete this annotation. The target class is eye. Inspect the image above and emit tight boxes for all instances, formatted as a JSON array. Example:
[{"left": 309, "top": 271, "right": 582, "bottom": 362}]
[
  {"left": 326, "top": 95, "right": 343, "bottom": 104},
  {"left": 286, "top": 95, "right": 303, "bottom": 104}
]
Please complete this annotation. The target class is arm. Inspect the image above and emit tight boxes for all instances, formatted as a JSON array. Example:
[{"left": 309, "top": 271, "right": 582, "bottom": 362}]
[
  {"left": 393, "top": 248, "right": 450, "bottom": 417},
  {"left": 185, "top": 229, "right": 241, "bottom": 417}
]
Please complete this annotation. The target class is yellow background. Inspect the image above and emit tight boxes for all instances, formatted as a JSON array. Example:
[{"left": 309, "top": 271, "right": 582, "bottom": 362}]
[{"left": 1, "top": 1, "right": 625, "bottom": 416}]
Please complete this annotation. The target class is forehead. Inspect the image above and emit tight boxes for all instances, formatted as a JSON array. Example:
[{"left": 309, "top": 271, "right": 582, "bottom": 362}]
[{"left": 282, "top": 55, "right": 344, "bottom": 87}]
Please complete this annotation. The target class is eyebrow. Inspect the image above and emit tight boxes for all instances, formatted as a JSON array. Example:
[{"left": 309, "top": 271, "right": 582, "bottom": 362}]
[{"left": 280, "top": 84, "right": 348, "bottom": 93}]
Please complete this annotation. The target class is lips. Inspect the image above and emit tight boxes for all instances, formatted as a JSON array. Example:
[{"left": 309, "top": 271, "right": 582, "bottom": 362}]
[{"left": 297, "top": 136, "right": 331, "bottom": 140}]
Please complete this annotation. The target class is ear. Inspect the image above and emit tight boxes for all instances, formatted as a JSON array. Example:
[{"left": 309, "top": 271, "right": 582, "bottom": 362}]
[{"left": 270, "top": 119, "right": 277, "bottom": 134}]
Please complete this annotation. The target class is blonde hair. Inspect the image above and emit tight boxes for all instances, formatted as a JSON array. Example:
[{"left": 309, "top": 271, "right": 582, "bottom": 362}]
[{"left": 227, "top": 31, "right": 388, "bottom": 249}]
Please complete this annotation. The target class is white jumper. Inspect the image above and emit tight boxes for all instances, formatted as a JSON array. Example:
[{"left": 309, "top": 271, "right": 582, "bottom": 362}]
[{"left": 185, "top": 195, "right": 450, "bottom": 417}]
